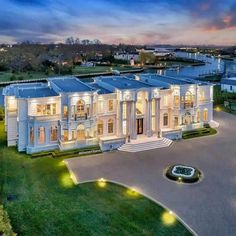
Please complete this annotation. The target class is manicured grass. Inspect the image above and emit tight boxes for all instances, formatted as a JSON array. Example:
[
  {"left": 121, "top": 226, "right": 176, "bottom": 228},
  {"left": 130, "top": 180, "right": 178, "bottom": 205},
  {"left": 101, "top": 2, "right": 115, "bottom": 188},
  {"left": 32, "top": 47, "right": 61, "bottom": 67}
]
[
  {"left": 182, "top": 127, "right": 217, "bottom": 139},
  {"left": 0, "top": 121, "right": 192, "bottom": 236},
  {"left": 0, "top": 66, "right": 138, "bottom": 82}
]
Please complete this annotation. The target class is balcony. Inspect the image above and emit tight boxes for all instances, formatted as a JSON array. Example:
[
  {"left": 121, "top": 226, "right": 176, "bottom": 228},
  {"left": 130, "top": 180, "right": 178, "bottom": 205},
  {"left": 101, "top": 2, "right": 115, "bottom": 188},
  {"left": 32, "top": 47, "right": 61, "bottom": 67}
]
[
  {"left": 29, "top": 114, "right": 60, "bottom": 121},
  {"left": 183, "top": 102, "right": 194, "bottom": 109}
]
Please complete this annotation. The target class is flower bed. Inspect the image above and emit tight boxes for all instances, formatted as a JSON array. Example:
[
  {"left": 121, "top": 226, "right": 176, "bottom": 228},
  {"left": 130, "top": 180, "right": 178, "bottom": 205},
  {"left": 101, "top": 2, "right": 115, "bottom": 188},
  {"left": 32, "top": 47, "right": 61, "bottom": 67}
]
[{"left": 165, "top": 164, "right": 201, "bottom": 183}]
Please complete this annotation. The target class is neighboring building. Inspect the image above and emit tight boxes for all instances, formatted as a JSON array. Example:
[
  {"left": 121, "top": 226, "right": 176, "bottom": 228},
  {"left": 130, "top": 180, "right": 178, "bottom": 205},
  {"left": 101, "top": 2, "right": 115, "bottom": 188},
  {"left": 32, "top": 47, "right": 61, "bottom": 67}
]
[
  {"left": 114, "top": 52, "right": 139, "bottom": 62},
  {"left": 3, "top": 74, "right": 214, "bottom": 154},
  {"left": 221, "top": 77, "right": 236, "bottom": 93}
]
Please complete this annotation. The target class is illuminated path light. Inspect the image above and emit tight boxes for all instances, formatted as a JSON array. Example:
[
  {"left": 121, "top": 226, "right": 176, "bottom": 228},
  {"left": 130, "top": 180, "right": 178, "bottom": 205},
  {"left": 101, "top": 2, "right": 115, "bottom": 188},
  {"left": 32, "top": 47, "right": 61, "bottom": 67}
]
[
  {"left": 126, "top": 187, "right": 140, "bottom": 197},
  {"left": 97, "top": 178, "right": 107, "bottom": 188},
  {"left": 161, "top": 211, "right": 176, "bottom": 226}
]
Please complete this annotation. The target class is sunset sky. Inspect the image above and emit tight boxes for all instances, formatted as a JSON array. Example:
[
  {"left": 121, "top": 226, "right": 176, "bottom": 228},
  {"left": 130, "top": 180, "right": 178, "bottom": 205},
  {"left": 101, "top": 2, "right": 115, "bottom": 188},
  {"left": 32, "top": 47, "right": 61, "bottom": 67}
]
[{"left": 0, "top": 0, "right": 236, "bottom": 45}]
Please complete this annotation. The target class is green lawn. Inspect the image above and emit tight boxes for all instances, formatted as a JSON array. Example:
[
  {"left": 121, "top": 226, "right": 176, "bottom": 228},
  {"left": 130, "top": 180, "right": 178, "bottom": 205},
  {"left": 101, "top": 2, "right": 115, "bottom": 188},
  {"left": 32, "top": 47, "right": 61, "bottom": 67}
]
[
  {"left": 0, "top": 66, "right": 139, "bottom": 82},
  {"left": 0, "top": 122, "right": 192, "bottom": 236}
]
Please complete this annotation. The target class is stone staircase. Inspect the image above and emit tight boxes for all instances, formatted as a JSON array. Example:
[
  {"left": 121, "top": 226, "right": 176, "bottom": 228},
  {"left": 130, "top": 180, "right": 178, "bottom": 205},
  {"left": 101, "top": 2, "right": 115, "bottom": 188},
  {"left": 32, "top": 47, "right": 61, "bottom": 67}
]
[{"left": 118, "top": 137, "right": 173, "bottom": 153}]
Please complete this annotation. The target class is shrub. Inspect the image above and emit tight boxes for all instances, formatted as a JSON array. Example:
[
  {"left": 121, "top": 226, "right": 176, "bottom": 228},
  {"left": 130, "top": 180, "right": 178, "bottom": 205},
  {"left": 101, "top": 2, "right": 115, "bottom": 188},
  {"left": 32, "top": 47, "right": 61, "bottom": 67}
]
[{"left": 0, "top": 205, "right": 16, "bottom": 236}]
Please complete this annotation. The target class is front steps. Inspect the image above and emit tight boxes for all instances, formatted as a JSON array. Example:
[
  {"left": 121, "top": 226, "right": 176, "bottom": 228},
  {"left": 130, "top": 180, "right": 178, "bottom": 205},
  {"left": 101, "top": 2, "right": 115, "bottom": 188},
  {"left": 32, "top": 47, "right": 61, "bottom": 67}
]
[{"left": 118, "top": 137, "right": 173, "bottom": 152}]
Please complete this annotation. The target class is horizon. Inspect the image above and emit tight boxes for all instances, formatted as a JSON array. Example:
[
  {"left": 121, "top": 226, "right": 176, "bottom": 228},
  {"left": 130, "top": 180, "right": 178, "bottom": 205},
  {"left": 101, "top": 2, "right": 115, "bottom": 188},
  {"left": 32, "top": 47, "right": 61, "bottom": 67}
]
[{"left": 0, "top": 0, "right": 236, "bottom": 46}]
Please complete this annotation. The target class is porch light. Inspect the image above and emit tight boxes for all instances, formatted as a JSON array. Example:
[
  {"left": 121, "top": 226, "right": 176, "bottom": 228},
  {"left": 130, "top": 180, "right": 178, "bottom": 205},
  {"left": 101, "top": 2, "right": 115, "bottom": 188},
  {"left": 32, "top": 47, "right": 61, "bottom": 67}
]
[{"left": 97, "top": 178, "right": 107, "bottom": 188}]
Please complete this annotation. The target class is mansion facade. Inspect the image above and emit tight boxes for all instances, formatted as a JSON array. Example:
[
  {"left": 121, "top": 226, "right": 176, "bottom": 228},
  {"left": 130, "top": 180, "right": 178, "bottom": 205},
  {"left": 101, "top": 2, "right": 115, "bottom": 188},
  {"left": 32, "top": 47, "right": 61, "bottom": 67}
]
[{"left": 3, "top": 74, "right": 214, "bottom": 154}]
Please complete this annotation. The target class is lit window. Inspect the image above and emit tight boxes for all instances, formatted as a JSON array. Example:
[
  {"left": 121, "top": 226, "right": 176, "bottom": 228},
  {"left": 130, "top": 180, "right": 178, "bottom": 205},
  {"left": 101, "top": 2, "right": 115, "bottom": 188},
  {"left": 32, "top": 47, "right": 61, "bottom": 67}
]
[
  {"left": 203, "top": 109, "right": 208, "bottom": 122},
  {"left": 36, "top": 104, "right": 57, "bottom": 116},
  {"left": 123, "top": 120, "right": 127, "bottom": 135},
  {"left": 71, "top": 130, "right": 76, "bottom": 140},
  {"left": 77, "top": 100, "right": 85, "bottom": 117},
  {"left": 174, "top": 96, "right": 179, "bottom": 106},
  {"left": 108, "top": 119, "right": 114, "bottom": 134},
  {"left": 38, "top": 127, "right": 45, "bottom": 144},
  {"left": 174, "top": 117, "right": 179, "bottom": 127},
  {"left": 50, "top": 126, "right": 58, "bottom": 141},
  {"left": 30, "top": 127, "right": 34, "bottom": 144},
  {"left": 63, "top": 129, "right": 68, "bottom": 141},
  {"left": 97, "top": 120, "right": 103, "bottom": 135},
  {"left": 108, "top": 100, "right": 114, "bottom": 112},
  {"left": 163, "top": 113, "right": 168, "bottom": 126},
  {"left": 63, "top": 106, "right": 68, "bottom": 119},
  {"left": 136, "top": 100, "right": 143, "bottom": 115},
  {"left": 77, "top": 124, "right": 85, "bottom": 140}
]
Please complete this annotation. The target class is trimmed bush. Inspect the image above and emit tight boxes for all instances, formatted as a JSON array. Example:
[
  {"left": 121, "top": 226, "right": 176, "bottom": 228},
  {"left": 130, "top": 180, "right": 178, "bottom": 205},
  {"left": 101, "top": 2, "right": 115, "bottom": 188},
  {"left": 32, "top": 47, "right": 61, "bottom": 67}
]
[
  {"left": 0, "top": 205, "right": 16, "bottom": 236},
  {"left": 182, "top": 127, "right": 217, "bottom": 139},
  {"left": 31, "top": 145, "right": 101, "bottom": 159}
]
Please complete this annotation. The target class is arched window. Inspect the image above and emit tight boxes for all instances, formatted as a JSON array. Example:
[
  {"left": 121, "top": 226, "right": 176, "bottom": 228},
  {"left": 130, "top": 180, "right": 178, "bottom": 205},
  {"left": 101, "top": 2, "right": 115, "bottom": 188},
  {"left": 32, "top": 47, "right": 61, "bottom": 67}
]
[
  {"left": 184, "top": 91, "right": 194, "bottom": 108},
  {"left": 203, "top": 108, "right": 208, "bottom": 122},
  {"left": 108, "top": 119, "right": 114, "bottom": 134},
  {"left": 183, "top": 112, "right": 192, "bottom": 125},
  {"left": 185, "top": 91, "right": 192, "bottom": 102},
  {"left": 97, "top": 120, "right": 103, "bottom": 135},
  {"left": 77, "top": 124, "right": 85, "bottom": 140},
  {"left": 77, "top": 99, "right": 85, "bottom": 117},
  {"left": 163, "top": 113, "right": 168, "bottom": 126}
]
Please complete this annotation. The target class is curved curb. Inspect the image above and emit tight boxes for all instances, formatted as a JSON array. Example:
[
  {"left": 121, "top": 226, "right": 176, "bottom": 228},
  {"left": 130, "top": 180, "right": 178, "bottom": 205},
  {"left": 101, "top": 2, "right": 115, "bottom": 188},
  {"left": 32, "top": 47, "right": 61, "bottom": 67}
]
[{"left": 74, "top": 178, "right": 198, "bottom": 236}]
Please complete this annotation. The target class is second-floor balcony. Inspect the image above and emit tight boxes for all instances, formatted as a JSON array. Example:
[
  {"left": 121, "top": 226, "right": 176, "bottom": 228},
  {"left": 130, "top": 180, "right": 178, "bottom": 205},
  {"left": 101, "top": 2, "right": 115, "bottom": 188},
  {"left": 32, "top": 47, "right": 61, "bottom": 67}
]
[
  {"left": 183, "top": 101, "right": 194, "bottom": 109},
  {"left": 29, "top": 114, "right": 60, "bottom": 121}
]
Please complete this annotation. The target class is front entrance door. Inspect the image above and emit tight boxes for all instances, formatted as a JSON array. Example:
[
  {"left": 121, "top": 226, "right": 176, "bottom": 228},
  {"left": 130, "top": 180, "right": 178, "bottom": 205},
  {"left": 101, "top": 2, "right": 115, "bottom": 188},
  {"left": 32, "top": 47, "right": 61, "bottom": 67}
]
[{"left": 136, "top": 118, "right": 143, "bottom": 135}]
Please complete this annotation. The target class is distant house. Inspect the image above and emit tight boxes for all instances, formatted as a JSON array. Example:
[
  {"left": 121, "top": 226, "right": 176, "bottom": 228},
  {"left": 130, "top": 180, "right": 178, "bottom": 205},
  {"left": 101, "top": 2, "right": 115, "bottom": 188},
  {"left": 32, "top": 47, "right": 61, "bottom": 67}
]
[
  {"left": 114, "top": 52, "right": 139, "bottom": 62},
  {"left": 221, "top": 77, "right": 236, "bottom": 93}
]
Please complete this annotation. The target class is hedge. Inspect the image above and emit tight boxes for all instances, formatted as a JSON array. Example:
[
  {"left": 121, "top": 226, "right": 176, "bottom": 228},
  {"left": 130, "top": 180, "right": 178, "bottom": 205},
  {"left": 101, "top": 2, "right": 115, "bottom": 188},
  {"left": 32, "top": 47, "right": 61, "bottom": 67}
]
[
  {"left": 31, "top": 145, "right": 101, "bottom": 159},
  {"left": 0, "top": 205, "right": 16, "bottom": 236},
  {"left": 182, "top": 127, "right": 217, "bottom": 139}
]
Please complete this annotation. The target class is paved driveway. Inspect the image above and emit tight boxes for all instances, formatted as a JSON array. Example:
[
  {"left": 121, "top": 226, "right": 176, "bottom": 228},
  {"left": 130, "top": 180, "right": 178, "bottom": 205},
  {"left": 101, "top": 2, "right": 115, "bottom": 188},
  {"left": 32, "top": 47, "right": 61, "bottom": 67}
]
[{"left": 66, "top": 111, "right": 236, "bottom": 236}]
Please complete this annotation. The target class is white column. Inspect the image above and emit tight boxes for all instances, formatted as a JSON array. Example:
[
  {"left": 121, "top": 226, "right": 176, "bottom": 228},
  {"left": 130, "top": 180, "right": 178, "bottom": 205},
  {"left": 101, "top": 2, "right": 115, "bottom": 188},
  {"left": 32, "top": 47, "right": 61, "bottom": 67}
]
[
  {"left": 118, "top": 101, "right": 123, "bottom": 137},
  {"left": 127, "top": 102, "right": 132, "bottom": 137},
  {"left": 146, "top": 99, "right": 152, "bottom": 137},
  {"left": 155, "top": 98, "right": 161, "bottom": 138},
  {"left": 90, "top": 94, "right": 94, "bottom": 117},
  {"left": 131, "top": 101, "right": 137, "bottom": 139}
]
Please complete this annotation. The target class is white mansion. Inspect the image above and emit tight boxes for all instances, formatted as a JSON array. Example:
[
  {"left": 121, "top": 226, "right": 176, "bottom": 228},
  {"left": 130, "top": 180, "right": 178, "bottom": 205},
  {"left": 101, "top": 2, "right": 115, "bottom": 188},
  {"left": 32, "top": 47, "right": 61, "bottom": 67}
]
[{"left": 3, "top": 74, "right": 214, "bottom": 154}]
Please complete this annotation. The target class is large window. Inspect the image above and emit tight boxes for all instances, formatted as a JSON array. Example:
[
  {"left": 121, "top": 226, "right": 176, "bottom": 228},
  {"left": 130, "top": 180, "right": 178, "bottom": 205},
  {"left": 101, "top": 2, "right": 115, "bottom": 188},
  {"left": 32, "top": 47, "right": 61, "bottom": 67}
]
[
  {"left": 30, "top": 127, "right": 34, "bottom": 144},
  {"left": 203, "top": 109, "right": 208, "bottom": 122},
  {"left": 63, "top": 106, "right": 68, "bottom": 119},
  {"left": 77, "top": 100, "right": 85, "bottom": 117},
  {"left": 123, "top": 103, "right": 127, "bottom": 118},
  {"left": 97, "top": 120, "right": 104, "bottom": 135},
  {"left": 36, "top": 103, "right": 56, "bottom": 116},
  {"left": 38, "top": 127, "right": 45, "bottom": 144},
  {"left": 50, "top": 126, "right": 58, "bottom": 141},
  {"left": 136, "top": 100, "right": 143, "bottom": 115},
  {"left": 174, "top": 96, "right": 179, "bottom": 106},
  {"left": 152, "top": 117, "right": 155, "bottom": 132},
  {"left": 77, "top": 124, "right": 85, "bottom": 140},
  {"left": 108, "top": 119, "right": 114, "bottom": 134},
  {"left": 163, "top": 96, "right": 168, "bottom": 106},
  {"left": 108, "top": 100, "right": 114, "bottom": 112},
  {"left": 163, "top": 113, "right": 168, "bottom": 126},
  {"left": 63, "top": 129, "right": 68, "bottom": 141},
  {"left": 184, "top": 91, "right": 194, "bottom": 108}
]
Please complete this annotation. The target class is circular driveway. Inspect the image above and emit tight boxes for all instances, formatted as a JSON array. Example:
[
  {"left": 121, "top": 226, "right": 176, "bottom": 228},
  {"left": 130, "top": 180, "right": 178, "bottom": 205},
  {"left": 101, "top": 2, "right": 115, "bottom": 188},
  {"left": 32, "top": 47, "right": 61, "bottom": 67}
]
[{"left": 66, "top": 111, "right": 236, "bottom": 236}]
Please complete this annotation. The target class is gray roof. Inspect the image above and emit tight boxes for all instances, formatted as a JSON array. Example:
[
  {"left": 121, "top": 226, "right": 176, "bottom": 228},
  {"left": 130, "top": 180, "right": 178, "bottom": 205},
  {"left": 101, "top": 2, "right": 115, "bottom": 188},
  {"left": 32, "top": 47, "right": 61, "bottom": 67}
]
[
  {"left": 88, "top": 83, "right": 113, "bottom": 94},
  {"left": 139, "top": 74, "right": 210, "bottom": 86},
  {"left": 2, "top": 83, "right": 45, "bottom": 96},
  {"left": 17, "top": 87, "right": 58, "bottom": 98},
  {"left": 98, "top": 76, "right": 155, "bottom": 90},
  {"left": 49, "top": 77, "right": 95, "bottom": 93}
]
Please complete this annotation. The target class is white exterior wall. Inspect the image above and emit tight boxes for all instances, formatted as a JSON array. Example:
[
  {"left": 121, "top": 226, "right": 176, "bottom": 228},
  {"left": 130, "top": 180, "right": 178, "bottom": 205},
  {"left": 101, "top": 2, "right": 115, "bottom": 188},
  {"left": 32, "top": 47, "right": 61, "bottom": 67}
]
[{"left": 221, "top": 84, "right": 236, "bottom": 93}]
